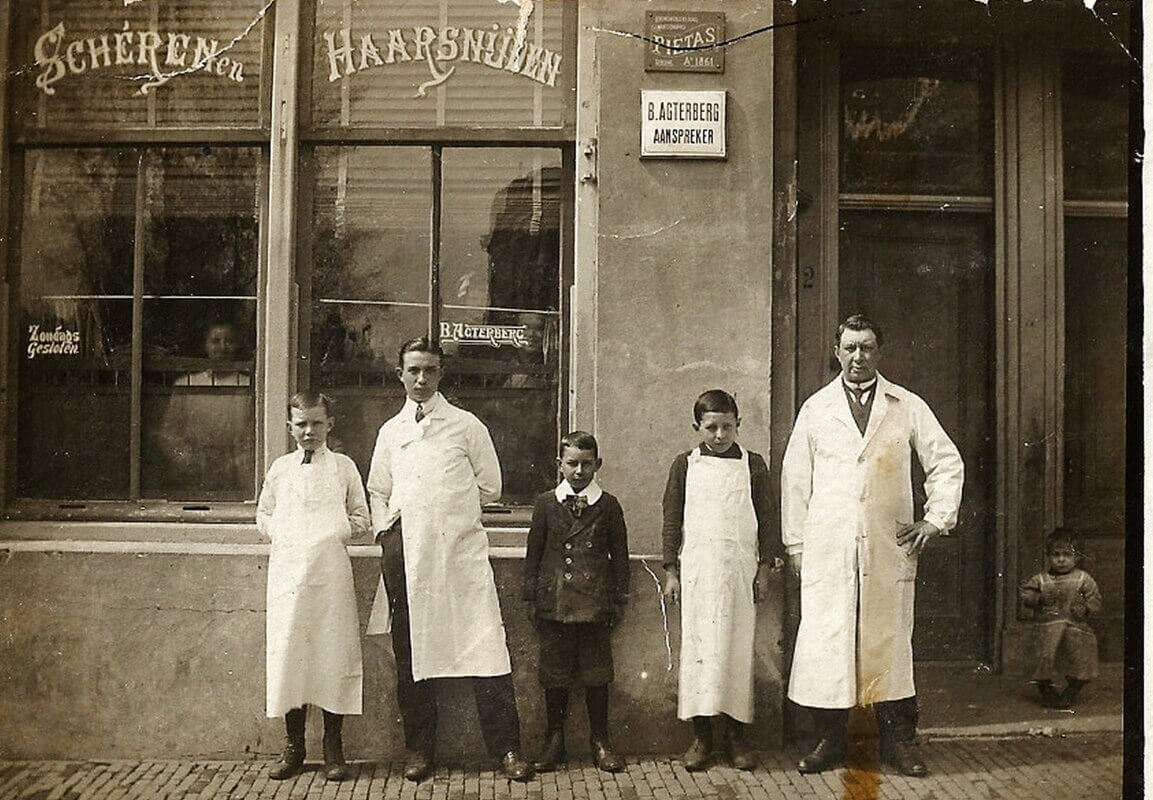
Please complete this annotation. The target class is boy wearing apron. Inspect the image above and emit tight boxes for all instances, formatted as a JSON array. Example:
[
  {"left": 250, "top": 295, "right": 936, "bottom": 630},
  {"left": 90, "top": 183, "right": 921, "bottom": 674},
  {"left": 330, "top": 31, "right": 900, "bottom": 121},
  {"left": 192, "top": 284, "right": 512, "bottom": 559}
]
[
  {"left": 661, "top": 390, "right": 783, "bottom": 771},
  {"left": 258, "top": 392, "right": 371, "bottom": 782}
]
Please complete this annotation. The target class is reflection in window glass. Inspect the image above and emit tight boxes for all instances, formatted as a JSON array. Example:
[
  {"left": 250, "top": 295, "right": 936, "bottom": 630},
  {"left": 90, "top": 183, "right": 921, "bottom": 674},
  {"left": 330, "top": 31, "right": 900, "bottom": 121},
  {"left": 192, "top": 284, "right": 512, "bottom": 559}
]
[
  {"left": 17, "top": 150, "right": 137, "bottom": 499},
  {"left": 303, "top": 146, "right": 565, "bottom": 503},
  {"left": 15, "top": 147, "right": 261, "bottom": 502},
  {"left": 840, "top": 51, "right": 992, "bottom": 196},
  {"left": 440, "top": 148, "right": 562, "bottom": 503}
]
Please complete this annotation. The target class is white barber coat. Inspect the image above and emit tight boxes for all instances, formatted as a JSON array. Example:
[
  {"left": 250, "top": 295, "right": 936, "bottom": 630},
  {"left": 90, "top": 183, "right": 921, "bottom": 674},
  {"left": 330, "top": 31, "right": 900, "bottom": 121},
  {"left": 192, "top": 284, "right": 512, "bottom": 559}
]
[
  {"left": 782, "top": 374, "right": 963, "bottom": 708},
  {"left": 367, "top": 393, "right": 512, "bottom": 680},
  {"left": 258, "top": 445, "right": 370, "bottom": 717}
]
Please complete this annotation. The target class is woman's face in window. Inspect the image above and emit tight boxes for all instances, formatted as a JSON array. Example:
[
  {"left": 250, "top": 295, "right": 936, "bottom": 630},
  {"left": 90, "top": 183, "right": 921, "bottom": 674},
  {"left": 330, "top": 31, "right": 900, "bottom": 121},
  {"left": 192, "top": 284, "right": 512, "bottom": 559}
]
[{"left": 204, "top": 324, "right": 237, "bottom": 361}]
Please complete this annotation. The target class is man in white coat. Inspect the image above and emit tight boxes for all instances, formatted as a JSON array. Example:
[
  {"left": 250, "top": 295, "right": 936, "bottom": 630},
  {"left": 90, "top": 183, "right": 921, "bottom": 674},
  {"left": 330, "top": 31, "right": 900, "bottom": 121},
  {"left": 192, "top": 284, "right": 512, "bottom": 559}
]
[
  {"left": 368, "top": 336, "right": 532, "bottom": 783},
  {"left": 782, "top": 314, "right": 963, "bottom": 777}
]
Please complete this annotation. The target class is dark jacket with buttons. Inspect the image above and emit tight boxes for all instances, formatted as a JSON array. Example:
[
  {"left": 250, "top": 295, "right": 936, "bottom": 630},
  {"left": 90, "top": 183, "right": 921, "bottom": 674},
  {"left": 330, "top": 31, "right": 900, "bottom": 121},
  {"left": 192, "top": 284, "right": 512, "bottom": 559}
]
[{"left": 522, "top": 489, "right": 630, "bottom": 623}]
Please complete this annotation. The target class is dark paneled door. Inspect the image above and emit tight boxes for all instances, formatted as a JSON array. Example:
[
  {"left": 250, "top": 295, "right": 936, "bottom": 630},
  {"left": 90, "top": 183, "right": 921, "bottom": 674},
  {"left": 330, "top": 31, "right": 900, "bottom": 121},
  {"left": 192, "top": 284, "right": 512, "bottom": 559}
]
[{"left": 838, "top": 211, "right": 993, "bottom": 660}]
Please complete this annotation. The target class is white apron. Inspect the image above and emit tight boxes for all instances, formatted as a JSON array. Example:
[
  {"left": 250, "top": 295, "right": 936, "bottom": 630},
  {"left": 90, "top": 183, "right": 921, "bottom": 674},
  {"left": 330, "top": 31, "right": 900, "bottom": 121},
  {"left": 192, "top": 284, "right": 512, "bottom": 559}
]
[
  {"left": 266, "top": 456, "right": 362, "bottom": 717},
  {"left": 390, "top": 418, "right": 511, "bottom": 680},
  {"left": 677, "top": 447, "right": 759, "bottom": 722}
]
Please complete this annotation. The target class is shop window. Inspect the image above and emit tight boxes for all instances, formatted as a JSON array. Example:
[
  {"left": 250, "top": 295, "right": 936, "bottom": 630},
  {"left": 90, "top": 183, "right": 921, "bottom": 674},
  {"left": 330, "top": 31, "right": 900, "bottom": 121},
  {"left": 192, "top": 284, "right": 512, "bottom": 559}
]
[
  {"left": 9, "top": 0, "right": 269, "bottom": 132},
  {"left": 14, "top": 147, "right": 262, "bottom": 503},
  {"left": 311, "top": 0, "right": 567, "bottom": 130},
  {"left": 840, "top": 50, "right": 992, "bottom": 197},
  {"left": 305, "top": 146, "right": 565, "bottom": 505}
]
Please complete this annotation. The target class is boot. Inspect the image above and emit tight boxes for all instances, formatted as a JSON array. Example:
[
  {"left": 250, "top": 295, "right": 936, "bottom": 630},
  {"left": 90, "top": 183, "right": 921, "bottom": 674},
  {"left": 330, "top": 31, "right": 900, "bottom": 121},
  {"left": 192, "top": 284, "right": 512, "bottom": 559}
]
[
  {"left": 269, "top": 707, "right": 306, "bottom": 780},
  {"left": 403, "top": 749, "right": 433, "bottom": 782},
  {"left": 534, "top": 687, "right": 568, "bottom": 772},
  {"left": 724, "top": 716, "right": 756, "bottom": 771},
  {"left": 585, "top": 685, "right": 623, "bottom": 773},
  {"left": 797, "top": 707, "right": 846, "bottom": 774},
  {"left": 876, "top": 699, "right": 926, "bottom": 777},
  {"left": 682, "top": 716, "right": 712, "bottom": 772},
  {"left": 1062, "top": 677, "right": 1089, "bottom": 706},
  {"left": 1034, "top": 680, "right": 1063, "bottom": 708},
  {"left": 322, "top": 710, "right": 350, "bottom": 782}
]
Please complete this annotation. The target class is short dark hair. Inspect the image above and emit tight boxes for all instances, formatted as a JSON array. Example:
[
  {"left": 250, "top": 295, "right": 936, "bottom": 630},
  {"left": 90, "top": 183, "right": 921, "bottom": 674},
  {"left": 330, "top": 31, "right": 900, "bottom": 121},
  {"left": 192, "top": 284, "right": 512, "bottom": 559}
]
[
  {"left": 836, "top": 313, "right": 884, "bottom": 348},
  {"left": 1044, "top": 527, "right": 1081, "bottom": 557},
  {"left": 397, "top": 335, "right": 443, "bottom": 368},
  {"left": 693, "top": 389, "right": 739, "bottom": 423},
  {"left": 289, "top": 390, "right": 334, "bottom": 417},
  {"left": 559, "top": 430, "right": 599, "bottom": 459}
]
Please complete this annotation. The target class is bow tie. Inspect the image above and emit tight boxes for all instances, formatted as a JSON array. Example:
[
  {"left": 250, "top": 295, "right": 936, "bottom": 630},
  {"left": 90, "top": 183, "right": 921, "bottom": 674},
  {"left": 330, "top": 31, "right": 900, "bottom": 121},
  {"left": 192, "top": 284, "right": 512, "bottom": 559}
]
[{"left": 564, "top": 494, "right": 588, "bottom": 517}]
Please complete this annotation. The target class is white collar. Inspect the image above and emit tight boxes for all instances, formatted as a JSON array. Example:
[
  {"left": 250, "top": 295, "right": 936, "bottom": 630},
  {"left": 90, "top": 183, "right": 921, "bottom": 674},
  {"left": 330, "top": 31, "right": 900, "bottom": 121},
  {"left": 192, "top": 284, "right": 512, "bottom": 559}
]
[
  {"left": 402, "top": 392, "right": 443, "bottom": 418},
  {"left": 297, "top": 443, "right": 330, "bottom": 463},
  {"left": 842, "top": 376, "right": 877, "bottom": 392},
  {"left": 555, "top": 478, "right": 603, "bottom": 506}
]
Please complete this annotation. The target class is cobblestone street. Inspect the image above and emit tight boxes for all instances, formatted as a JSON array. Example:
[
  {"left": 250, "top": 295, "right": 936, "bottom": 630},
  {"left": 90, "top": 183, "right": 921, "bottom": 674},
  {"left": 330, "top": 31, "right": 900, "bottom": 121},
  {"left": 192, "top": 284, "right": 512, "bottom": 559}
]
[{"left": 0, "top": 731, "right": 1124, "bottom": 800}]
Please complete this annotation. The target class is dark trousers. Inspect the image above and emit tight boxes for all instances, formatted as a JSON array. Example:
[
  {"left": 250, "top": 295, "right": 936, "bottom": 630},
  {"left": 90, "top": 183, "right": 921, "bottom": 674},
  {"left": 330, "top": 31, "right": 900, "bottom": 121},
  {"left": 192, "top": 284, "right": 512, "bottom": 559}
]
[
  {"left": 805, "top": 696, "right": 919, "bottom": 746},
  {"left": 380, "top": 528, "right": 522, "bottom": 757}
]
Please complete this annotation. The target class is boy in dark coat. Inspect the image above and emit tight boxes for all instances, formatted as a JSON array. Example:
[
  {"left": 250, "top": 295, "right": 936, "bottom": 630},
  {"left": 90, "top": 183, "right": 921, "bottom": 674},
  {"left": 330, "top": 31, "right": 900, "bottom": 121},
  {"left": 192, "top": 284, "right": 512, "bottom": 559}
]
[{"left": 523, "top": 431, "right": 630, "bottom": 773}]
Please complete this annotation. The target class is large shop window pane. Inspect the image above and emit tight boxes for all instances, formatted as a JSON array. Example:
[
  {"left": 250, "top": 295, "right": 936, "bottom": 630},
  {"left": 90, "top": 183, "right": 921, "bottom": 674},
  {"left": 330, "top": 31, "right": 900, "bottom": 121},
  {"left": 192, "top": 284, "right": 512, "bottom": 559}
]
[
  {"left": 15, "top": 147, "right": 261, "bottom": 502},
  {"left": 139, "top": 148, "right": 260, "bottom": 500},
  {"left": 17, "top": 150, "right": 137, "bottom": 499},
  {"left": 1063, "top": 58, "right": 1130, "bottom": 203},
  {"left": 311, "top": 0, "right": 566, "bottom": 129},
  {"left": 439, "top": 148, "right": 562, "bottom": 503},
  {"left": 840, "top": 51, "right": 992, "bottom": 196},
  {"left": 308, "top": 147, "right": 432, "bottom": 473},
  {"left": 10, "top": 0, "right": 268, "bottom": 132},
  {"left": 1063, "top": 218, "right": 1126, "bottom": 536}
]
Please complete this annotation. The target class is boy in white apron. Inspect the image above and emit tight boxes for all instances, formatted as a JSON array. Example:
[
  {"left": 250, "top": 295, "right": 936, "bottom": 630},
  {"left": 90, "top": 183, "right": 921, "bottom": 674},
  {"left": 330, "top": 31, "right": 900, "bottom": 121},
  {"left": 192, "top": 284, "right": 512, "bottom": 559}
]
[
  {"left": 661, "top": 390, "right": 783, "bottom": 771},
  {"left": 257, "top": 392, "right": 371, "bottom": 782},
  {"left": 1019, "top": 529, "right": 1103, "bottom": 708}
]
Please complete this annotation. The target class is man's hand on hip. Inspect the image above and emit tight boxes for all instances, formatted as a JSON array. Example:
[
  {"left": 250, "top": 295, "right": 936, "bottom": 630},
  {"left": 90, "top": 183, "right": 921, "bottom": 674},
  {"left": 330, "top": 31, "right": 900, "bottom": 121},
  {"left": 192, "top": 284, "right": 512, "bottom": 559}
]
[{"left": 897, "top": 520, "right": 941, "bottom": 556}]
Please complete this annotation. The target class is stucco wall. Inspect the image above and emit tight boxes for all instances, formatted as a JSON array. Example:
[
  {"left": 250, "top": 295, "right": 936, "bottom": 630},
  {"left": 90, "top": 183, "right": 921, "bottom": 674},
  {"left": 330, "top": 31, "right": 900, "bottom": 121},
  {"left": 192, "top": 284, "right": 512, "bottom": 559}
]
[
  {"left": 0, "top": 549, "right": 784, "bottom": 760},
  {"left": 575, "top": 1, "right": 776, "bottom": 555}
]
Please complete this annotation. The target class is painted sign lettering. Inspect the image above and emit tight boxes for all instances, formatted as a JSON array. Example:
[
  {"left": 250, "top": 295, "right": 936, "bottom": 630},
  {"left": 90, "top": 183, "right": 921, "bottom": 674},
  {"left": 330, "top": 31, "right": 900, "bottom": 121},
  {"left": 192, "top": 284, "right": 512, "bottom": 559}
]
[
  {"left": 33, "top": 21, "right": 247, "bottom": 96},
  {"left": 644, "top": 11, "right": 725, "bottom": 74},
  {"left": 322, "top": 24, "right": 562, "bottom": 98},
  {"left": 439, "top": 322, "right": 530, "bottom": 349},
  {"left": 27, "top": 324, "right": 81, "bottom": 359}
]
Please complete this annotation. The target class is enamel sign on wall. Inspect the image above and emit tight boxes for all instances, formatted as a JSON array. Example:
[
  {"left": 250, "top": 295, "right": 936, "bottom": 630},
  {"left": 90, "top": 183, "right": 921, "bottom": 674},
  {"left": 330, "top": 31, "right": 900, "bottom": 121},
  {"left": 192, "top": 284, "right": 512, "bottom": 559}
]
[{"left": 640, "top": 90, "right": 726, "bottom": 159}]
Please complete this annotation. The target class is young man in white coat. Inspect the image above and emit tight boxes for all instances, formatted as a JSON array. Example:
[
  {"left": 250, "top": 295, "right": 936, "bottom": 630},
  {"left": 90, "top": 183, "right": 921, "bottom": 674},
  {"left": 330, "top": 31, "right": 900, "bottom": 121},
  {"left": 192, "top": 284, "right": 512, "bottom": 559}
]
[
  {"left": 781, "top": 314, "right": 963, "bottom": 778},
  {"left": 367, "top": 336, "right": 532, "bottom": 783}
]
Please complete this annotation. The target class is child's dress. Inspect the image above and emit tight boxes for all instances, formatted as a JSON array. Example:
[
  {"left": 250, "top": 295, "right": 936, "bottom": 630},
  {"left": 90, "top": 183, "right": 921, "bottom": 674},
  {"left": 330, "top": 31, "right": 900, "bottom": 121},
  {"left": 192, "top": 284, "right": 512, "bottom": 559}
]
[
  {"left": 1020, "top": 568, "right": 1102, "bottom": 683},
  {"left": 678, "top": 446, "right": 758, "bottom": 722},
  {"left": 258, "top": 446, "right": 371, "bottom": 717}
]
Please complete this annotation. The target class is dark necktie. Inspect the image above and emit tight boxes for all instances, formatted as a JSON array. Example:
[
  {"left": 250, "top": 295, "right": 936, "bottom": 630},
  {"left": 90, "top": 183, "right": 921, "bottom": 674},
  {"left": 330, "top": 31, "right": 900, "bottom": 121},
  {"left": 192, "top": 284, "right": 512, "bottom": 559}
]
[
  {"left": 844, "top": 383, "right": 872, "bottom": 435},
  {"left": 302, "top": 449, "right": 313, "bottom": 464},
  {"left": 564, "top": 494, "right": 588, "bottom": 517},
  {"left": 415, "top": 403, "right": 425, "bottom": 423},
  {"left": 848, "top": 385, "right": 867, "bottom": 405}
]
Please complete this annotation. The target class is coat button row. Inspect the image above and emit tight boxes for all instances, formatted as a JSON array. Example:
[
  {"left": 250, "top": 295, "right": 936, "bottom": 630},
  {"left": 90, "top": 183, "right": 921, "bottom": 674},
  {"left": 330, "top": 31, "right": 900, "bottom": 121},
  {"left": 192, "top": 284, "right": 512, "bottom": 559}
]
[
  {"left": 565, "top": 557, "right": 572, "bottom": 565},
  {"left": 565, "top": 543, "right": 572, "bottom": 550},
  {"left": 564, "top": 573, "right": 572, "bottom": 580}
]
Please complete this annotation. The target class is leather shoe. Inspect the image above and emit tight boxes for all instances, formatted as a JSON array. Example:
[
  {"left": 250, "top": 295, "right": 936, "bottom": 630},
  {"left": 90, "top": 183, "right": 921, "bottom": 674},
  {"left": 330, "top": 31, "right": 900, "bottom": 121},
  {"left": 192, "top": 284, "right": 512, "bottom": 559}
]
[
  {"left": 403, "top": 750, "right": 433, "bottom": 782},
  {"left": 322, "top": 734, "right": 350, "bottom": 781},
  {"left": 591, "top": 739, "right": 624, "bottom": 773},
  {"left": 882, "top": 740, "right": 927, "bottom": 777},
  {"left": 682, "top": 737, "right": 711, "bottom": 772},
  {"left": 268, "top": 740, "right": 305, "bottom": 780},
  {"left": 533, "top": 730, "right": 566, "bottom": 772},
  {"left": 726, "top": 731, "right": 756, "bottom": 771},
  {"left": 797, "top": 737, "right": 845, "bottom": 774},
  {"left": 500, "top": 750, "right": 534, "bottom": 782}
]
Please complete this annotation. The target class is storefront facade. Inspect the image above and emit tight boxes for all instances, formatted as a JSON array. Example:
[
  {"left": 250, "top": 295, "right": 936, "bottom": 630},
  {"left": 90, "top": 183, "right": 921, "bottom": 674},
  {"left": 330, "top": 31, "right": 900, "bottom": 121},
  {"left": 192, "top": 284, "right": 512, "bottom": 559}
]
[{"left": 0, "top": 0, "right": 1132, "bottom": 759}]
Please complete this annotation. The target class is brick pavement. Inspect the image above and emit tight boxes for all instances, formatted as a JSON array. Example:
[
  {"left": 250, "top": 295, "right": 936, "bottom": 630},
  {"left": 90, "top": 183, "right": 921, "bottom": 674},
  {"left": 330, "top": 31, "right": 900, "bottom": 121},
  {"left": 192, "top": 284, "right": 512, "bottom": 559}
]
[{"left": 0, "top": 732, "right": 1123, "bottom": 800}]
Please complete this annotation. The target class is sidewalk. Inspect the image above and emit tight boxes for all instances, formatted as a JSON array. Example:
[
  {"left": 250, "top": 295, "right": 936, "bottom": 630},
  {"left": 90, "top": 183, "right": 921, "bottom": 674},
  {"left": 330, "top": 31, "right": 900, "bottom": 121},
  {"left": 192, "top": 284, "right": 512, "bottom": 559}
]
[
  {"left": 0, "top": 733, "right": 1124, "bottom": 800},
  {"left": 0, "top": 664, "right": 1125, "bottom": 799}
]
